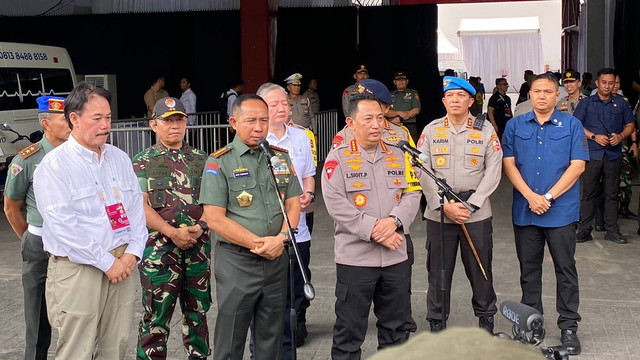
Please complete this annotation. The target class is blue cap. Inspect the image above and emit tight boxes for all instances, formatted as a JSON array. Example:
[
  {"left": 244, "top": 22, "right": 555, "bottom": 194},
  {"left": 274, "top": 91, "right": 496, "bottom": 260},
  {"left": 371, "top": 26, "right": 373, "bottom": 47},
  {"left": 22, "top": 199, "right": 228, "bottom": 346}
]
[
  {"left": 36, "top": 96, "right": 65, "bottom": 113},
  {"left": 442, "top": 76, "right": 476, "bottom": 96},
  {"left": 357, "top": 79, "right": 393, "bottom": 105}
]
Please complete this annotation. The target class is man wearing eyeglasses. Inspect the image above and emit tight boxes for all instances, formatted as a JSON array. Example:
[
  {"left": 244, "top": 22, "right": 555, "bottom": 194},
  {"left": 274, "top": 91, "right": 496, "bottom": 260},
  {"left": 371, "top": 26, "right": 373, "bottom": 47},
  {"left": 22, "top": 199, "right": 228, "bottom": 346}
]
[
  {"left": 133, "top": 97, "right": 211, "bottom": 360},
  {"left": 487, "top": 78, "right": 513, "bottom": 139}
]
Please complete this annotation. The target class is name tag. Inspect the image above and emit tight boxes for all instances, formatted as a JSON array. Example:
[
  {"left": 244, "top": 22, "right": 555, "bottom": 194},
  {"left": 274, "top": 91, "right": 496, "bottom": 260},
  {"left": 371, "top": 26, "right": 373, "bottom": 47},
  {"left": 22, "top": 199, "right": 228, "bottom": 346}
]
[{"left": 105, "top": 202, "right": 131, "bottom": 237}]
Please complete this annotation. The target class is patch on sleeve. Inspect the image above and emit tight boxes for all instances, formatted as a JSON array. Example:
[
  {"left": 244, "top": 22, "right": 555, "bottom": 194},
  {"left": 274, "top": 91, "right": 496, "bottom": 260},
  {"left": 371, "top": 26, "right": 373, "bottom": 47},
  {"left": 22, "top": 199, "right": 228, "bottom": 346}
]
[
  {"left": 417, "top": 134, "right": 425, "bottom": 148},
  {"left": 10, "top": 163, "right": 23, "bottom": 179},
  {"left": 211, "top": 147, "right": 230, "bottom": 158},
  {"left": 205, "top": 162, "right": 220, "bottom": 176},
  {"left": 490, "top": 134, "right": 502, "bottom": 152},
  {"left": 324, "top": 160, "right": 338, "bottom": 180}
]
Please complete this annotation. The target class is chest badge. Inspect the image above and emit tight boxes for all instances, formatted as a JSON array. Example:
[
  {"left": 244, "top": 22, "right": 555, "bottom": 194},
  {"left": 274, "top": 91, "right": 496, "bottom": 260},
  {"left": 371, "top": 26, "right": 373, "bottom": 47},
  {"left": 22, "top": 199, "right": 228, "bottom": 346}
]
[
  {"left": 236, "top": 191, "right": 253, "bottom": 207},
  {"left": 354, "top": 193, "right": 367, "bottom": 207}
]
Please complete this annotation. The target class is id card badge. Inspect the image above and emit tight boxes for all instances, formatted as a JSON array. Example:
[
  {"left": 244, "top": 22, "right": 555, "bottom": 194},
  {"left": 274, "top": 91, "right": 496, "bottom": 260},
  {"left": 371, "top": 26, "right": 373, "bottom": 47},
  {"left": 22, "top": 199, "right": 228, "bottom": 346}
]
[{"left": 105, "top": 202, "right": 132, "bottom": 237}]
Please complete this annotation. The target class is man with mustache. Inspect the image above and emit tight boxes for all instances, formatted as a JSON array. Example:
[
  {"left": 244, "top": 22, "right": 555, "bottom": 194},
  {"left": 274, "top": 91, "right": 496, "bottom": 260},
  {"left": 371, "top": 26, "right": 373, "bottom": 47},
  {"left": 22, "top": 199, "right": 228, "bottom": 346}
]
[
  {"left": 134, "top": 97, "right": 211, "bottom": 359},
  {"left": 33, "top": 82, "right": 147, "bottom": 359}
]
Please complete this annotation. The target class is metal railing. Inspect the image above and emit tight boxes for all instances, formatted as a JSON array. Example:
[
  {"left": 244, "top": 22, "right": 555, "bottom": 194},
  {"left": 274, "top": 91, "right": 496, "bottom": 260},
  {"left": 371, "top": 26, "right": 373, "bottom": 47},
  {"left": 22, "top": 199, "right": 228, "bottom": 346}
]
[{"left": 109, "top": 110, "right": 339, "bottom": 161}]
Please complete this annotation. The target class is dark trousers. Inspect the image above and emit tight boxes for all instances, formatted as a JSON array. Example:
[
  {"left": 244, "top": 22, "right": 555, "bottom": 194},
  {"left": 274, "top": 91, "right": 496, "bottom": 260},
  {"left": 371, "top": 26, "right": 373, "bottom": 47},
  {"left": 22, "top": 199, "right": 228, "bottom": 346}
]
[
  {"left": 332, "top": 261, "right": 410, "bottom": 360},
  {"left": 514, "top": 224, "right": 581, "bottom": 331},
  {"left": 306, "top": 212, "right": 314, "bottom": 235},
  {"left": 426, "top": 219, "right": 497, "bottom": 320},
  {"left": 404, "top": 235, "right": 416, "bottom": 332},
  {"left": 22, "top": 230, "right": 51, "bottom": 360},
  {"left": 282, "top": 241, "right": 311, "bottom": 360},
  {"left": 213, "top": 242, "right": 287, "bottom": 360},
  {"left": 580, "top": 154, "right": 622, "bottom": 234}
]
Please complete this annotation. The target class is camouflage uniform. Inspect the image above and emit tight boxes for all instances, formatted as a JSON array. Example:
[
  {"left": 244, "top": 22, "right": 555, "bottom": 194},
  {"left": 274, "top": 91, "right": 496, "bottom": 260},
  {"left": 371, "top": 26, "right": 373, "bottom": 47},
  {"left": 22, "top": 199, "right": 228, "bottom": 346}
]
[{"left": 133, "top": 142, "right": 211, "bottom": 360}]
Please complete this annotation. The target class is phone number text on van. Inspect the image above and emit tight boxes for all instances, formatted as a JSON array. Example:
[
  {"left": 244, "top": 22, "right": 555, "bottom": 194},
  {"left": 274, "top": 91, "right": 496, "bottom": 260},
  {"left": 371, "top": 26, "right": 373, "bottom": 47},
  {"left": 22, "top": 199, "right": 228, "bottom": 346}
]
[{"left": 0, "top": 52, "right": 49, "bottom": 61}]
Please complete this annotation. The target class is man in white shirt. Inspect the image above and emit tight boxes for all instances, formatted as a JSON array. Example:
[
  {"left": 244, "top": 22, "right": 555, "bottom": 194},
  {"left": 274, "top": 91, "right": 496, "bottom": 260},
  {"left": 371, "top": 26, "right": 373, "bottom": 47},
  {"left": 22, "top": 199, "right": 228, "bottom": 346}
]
[
  {"left": 258, "top": 82, "right": 316, "bottom": 357},
  {"left": 180, "top": 77, "right": 197, "bottom": 125},
  {"left": 33, "top": 82, "right": 147, "bottom": 360}
]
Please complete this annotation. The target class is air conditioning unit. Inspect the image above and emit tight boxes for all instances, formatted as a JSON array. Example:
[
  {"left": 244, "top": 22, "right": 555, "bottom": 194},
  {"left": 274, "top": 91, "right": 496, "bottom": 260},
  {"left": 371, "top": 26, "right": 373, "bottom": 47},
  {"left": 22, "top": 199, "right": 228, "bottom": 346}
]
[{"left": 78, "top": 74, "right": 118, "bottom": 120}]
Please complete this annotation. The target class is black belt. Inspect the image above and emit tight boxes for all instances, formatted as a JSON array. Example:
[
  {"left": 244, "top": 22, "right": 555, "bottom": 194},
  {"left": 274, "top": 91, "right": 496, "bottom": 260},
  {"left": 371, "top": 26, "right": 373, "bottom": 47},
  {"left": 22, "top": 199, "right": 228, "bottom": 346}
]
[{"left": 217, "top": 241, "right": 252, "bottom": 254}]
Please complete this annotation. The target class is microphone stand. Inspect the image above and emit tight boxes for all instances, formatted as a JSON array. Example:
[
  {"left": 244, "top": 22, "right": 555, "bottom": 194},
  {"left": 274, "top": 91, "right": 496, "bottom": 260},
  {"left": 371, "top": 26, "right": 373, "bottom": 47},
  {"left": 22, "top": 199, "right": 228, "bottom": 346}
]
[
  {"left": 264, "top": 153, "right": 315, "bottom": 360},
  {"left": 409, "top": 156, "right": 475, "bottom": 330}
]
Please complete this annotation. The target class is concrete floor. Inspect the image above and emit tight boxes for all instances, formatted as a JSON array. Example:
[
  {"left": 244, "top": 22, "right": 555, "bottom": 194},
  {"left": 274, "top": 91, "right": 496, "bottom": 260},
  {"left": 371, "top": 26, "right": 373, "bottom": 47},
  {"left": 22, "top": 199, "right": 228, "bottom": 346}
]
[{"left": 1, "top": 173, "right": 640, "bottom": 359}]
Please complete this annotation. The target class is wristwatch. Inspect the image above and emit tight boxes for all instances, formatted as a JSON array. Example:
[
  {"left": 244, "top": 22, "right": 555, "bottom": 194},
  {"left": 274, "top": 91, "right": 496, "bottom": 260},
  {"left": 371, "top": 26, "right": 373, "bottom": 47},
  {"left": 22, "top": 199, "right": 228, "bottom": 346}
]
[
  {"left": 590, "top": 134, "right": 596, "bottom": 141},
  {"left": 390, "top": 215, "right": 403, "bottom": 229},
  {"left": 306, "top": 191, "right": 316, "bottom": 203},
  {"left": 544, "top": 192, "right": 554, "bottom": 203},
  {"left": 197, "top": 220, "right": 209, "bottom": 232}
]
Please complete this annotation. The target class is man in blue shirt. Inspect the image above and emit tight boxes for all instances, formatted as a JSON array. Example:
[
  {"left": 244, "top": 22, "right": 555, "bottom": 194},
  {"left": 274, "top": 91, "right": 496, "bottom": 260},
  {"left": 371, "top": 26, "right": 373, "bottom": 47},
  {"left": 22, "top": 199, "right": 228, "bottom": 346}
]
[
  {"left": 502, "top": 73, "right": 589, "bottom": 356},
  {"left": 572, "top": 68, "right": 636, "bottom": 244}
]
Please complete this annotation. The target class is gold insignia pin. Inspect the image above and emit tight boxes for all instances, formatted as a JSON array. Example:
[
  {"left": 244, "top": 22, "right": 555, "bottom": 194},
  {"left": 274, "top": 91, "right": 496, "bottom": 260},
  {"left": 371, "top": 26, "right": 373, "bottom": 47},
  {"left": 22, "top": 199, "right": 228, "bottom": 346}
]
[{"left": 237, "top": 191, "right": 253, "bottom": 207}]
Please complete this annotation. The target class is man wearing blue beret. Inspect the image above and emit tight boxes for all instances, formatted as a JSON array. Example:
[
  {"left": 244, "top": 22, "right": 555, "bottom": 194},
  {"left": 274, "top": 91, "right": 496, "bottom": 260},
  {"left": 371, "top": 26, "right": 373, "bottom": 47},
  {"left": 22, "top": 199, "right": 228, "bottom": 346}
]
[
  {"left": 417, "top": 76, "right": 502, "bottom": 334},
  {"left": 3, "top": 95, "right": 70, "bottom": 360}
]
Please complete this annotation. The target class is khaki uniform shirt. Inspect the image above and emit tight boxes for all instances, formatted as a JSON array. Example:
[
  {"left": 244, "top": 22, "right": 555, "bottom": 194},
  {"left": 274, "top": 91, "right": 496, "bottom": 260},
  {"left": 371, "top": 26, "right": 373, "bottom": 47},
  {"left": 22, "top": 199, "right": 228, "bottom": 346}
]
[
  {"left": 556, "top": 94, "right": 586, "bottom": 115},
  {"left": 144, "top": 87, "right": 170, "bottom": 118},
  {"left": 4, "top": 136, "right": 55, "bottom": 227},
  {"left": 342, "top": 84, "right": 359, "bottom": 117},
  {"left": 302, "top": 89, "right": 320, "bottom": 114},
  {"left": 322, "top": 139, "right": 421, "bottom": 267},
  {"left": 417, "top": 115, "right": 503, "bottom": 223},
  {"left": 288, "top": 95, "right": 315, "bottom": 133},
  {"left": 391, "top": 88, "right": 421, "bottom": 124},
  {"left": 199, "top": 137, "right": 302, "bottom": 243}
]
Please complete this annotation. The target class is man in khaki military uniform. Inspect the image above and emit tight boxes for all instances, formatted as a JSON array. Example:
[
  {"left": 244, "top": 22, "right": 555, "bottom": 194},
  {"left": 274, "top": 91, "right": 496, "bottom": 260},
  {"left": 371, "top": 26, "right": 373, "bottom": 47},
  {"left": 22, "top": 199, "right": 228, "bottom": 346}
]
[
  {"left": 285, "top": 73, "right": 315, "bottom": 133},
  {"left": 331, "top": 79, "right": 421, "bottom": 336},
  {"left": 417, "top": 76, "right": 502, "bottom": 334},
  {"left": 200, "top": 94, "right": 302, "bottom": 360},
  {"left": 389, "top": 71, "right": 422, "bottom": 141},
  {"left": 556, "top": 70, "right": 586, "bottom": 115},
  {"left": 3, "top": 95, "right": 69, "bottom": 360},
  {"left": 322, "top": 96, "right": 421, "bottom": 359},
  {"left": 302, "top": 78, "right": 320, "bottom": 114},
  {"left": 342, "top": 65, "right": 369, "bottom": 117}
]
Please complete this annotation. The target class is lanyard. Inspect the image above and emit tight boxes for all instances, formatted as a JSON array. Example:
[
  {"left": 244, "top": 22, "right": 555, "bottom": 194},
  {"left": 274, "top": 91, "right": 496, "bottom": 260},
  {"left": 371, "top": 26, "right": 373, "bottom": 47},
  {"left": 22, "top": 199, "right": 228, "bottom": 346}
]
[{"left": 87, "top": 154, "right": 121, "bottom": 206}]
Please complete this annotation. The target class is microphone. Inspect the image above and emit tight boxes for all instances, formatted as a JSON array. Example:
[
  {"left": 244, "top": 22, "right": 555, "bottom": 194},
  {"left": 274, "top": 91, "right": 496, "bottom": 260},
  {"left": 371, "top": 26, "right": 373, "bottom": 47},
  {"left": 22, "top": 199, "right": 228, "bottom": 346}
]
[
  {"left": 397, "top": 140, "right": 429, "bottom": 163},
  {"left": 500, "top": 300, "right": 544, "bottom": 332},
  {"left": 257, "top": 138, "right": 281, "bottom": 168}
]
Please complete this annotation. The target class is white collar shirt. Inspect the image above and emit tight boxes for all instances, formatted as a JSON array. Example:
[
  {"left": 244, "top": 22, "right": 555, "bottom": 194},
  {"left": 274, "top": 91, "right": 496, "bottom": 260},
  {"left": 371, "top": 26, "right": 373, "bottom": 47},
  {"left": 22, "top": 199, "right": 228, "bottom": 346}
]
[
  {"left": 180, "top": 88, "right": 197, "bottom": 125},
  {"left": 266, "top": 125, "right": 316, "bottom": 242},
  {"left": 34, "top": 134, "right": 147, "bottom": 272}
]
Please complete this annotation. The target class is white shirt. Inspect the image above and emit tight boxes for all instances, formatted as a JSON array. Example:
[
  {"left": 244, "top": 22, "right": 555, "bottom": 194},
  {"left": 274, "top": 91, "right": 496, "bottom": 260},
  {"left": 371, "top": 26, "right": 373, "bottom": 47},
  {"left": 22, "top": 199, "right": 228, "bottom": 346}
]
[
  {"left": 180, "top": 88, "right": 197, "bottom": 125},
  {"left": 226, "top": 89, "right": 238, "bottom": 119},
  {"left": 34, "top": 134, "right": 147, "bottom": 272},
  {"left": 266, "top": 125, "right": 316, "bottom": 242}
]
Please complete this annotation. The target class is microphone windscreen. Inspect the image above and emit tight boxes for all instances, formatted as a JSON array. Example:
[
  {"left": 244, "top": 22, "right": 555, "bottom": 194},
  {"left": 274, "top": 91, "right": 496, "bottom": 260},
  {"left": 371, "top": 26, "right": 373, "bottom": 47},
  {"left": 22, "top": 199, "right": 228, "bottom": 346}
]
[{"left": 500, "top": 300, "right": 543, "bottom": 331}]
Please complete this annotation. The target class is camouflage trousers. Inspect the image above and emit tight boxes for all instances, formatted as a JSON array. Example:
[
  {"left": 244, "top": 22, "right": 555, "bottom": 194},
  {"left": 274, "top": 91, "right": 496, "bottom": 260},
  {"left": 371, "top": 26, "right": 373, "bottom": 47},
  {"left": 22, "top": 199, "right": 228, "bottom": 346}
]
[
  {"left": 618, "top": 143, "right": 633, "bottom": 208},
  {"left": 137, "top": 245, "right": 212, "bottom": 359}
]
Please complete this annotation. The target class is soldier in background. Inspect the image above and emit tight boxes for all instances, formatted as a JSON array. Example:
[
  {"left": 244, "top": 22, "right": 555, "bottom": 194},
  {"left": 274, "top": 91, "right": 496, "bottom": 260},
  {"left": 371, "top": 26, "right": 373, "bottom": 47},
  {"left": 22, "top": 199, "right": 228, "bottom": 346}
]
[
  {"left": 302, "top": 78, "right": 320, "bottom": 114},
  {"left": 134, "top": 97, "right": 211, "bottom": 360},
  {"left": 285, "top": 73, "right": 316, "bottom": 134},
  {"left": 556, "top": 71, "right": 586, "bottom": 116},
  {"left": 342, "top": 65, "right": 369, "bottom": 118},
  {"left": 389, "top": 71, "right": 422, "bottom": 142},
  {"left": 3, "top": 95, "right": 69, "bottom": 360}
]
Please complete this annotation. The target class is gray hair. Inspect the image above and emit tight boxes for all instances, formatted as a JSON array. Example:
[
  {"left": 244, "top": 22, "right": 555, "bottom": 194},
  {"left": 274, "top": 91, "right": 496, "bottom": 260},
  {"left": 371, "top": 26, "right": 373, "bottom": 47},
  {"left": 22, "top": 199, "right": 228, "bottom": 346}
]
[
  {"left": 38, "top": 112, "right": 51, "bottom": 124},
  {"left": 256, "top": 82, "right": 287, "bottom": 99}
]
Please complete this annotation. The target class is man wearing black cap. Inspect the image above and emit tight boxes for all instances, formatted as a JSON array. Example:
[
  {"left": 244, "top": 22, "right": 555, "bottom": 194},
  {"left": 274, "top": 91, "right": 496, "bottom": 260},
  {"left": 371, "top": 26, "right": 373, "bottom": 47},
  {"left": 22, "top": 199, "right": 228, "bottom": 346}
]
[
  {"left": 134, "top": 97, "right": 211, "bottom": 359},
  {"left": 342, "top": 65, "right": 369, "bottom": 118},
  {"left": 557, "top": 70, "right": 585, "bottom": 115},
  {"left": 389, "top": 71, "right": 421, "bottom": 142},
  {"left": 417, "top": 76, "right": 502, "bottom": 334}
]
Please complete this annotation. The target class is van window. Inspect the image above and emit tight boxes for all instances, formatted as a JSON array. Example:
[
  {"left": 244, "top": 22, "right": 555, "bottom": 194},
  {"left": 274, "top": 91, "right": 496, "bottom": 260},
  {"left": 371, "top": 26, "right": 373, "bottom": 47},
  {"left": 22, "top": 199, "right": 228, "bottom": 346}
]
[{"left": 0, "top": 68, "right": 74, "bottom": 111}]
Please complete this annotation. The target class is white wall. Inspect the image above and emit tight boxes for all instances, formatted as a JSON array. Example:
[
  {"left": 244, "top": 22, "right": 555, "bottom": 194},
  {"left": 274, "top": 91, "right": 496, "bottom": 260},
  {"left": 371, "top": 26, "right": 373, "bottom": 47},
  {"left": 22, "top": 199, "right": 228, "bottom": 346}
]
[{"left": 438, "top": 0, "right": 561, "bottom": 73}]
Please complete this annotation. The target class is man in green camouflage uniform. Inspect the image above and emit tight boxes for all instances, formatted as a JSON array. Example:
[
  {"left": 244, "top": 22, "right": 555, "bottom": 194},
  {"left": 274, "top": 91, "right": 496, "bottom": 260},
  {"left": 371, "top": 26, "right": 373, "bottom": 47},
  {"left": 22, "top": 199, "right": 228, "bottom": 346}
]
[
  {"left": 134, "top": 97, "right": 211, "bottom": 360},
  {"left": 3, "top": 96, "right": 69, "bottom": 360},
  {"left": 389, "top": 71, "right": 422, "bottom": 142}
]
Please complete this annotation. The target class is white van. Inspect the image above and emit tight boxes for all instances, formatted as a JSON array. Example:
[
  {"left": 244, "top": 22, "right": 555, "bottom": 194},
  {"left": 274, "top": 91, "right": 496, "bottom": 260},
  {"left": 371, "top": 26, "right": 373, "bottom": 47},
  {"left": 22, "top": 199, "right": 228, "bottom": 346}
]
[{"left": 0, "top": 42, "right": 76, "bottom": 185}]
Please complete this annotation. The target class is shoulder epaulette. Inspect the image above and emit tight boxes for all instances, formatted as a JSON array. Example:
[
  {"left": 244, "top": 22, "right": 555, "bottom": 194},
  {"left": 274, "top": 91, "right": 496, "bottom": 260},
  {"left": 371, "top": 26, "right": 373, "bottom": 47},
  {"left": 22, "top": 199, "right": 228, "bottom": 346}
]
[
  {"left": 19, "top": 144, "right": 41, "bottom": 159},
  {"left": 211, "top": 147, "right": 231, "bottom": 158},
  {"left": 473, "top": 113, "right": 487, "bottom": 130},
  {"left": 270, "top": 145, "right": 289, "bottom": 153}
]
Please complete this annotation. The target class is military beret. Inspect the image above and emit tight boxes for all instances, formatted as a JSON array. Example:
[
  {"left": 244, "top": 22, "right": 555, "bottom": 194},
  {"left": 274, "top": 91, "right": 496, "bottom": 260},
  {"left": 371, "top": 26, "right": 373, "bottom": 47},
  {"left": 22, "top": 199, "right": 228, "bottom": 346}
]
[
  {"left": 355, "top": 79, "right": 393, "bottom": 105},
  {"left": 284, "top": 73, "right": 302, "bottom": 85},
  {"left": 36, "top": 96, "right": 65, "bottom": 113},
  {"left": 442, "top": 76, "right": 476, "bottom": 96}
]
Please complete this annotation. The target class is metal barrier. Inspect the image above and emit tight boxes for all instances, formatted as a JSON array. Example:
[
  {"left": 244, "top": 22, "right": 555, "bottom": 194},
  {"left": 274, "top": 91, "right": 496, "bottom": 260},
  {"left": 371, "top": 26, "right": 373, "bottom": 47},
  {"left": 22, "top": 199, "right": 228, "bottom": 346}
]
[
  {"left": 316, "top": 109, "right": 339, "bottom": 162},
  {"left": 109, "top": 109, "right": 339, "bottom": 161}
]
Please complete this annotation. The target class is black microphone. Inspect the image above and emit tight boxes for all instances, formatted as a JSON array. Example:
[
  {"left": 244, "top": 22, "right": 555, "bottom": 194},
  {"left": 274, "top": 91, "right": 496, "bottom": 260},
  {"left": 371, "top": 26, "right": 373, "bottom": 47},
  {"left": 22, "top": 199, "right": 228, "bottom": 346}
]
[
  {"left": 500, "top": 300, "right": 544, "bottom": 332},
  {"left": 397, "top": 140, "right": 429, "bottom": 163},
  {"left": 257, "top": 138, "right": 281, "bottom": 167}
]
